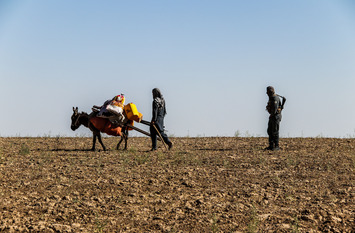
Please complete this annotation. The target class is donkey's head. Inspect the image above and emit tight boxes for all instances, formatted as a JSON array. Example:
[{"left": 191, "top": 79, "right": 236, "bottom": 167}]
[{"left": 71, "top": 107, "right": 80, "bottom": 131}]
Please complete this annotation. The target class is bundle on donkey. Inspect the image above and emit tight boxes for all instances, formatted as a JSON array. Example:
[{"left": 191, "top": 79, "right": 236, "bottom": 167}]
[{"left": 70, "top": 107, "right": 129, "bottom": 151}]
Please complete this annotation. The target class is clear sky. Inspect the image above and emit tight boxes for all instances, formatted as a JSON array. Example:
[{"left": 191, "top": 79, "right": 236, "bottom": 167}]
[{"left": 1, "top": 0, "right": 355, "bottom": 137}]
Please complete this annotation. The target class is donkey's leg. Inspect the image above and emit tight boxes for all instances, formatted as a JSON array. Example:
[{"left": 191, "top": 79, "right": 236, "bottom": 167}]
[
  {"left": 124, "top": 128, "right": 129, "bottom": 150},
  {"left": 91, "top": 133, "right": 96, "bottom": 151},
  {"left": 116, "top": 136, "right": 123, "bottom": 150},
  {"left": 97, "top": 133, "right": 106, "bottom": 151},
  {"left": 117, "top": 128, "right": 128, "bottom": 150}
]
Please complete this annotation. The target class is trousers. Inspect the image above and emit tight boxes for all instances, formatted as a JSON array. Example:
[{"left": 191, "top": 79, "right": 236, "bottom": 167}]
[
  {"left": 150, "top": 121, "right": 171, "bottom": 149},
  {"left": 267, "top": 114, "right": 281, "bottom": 147}
]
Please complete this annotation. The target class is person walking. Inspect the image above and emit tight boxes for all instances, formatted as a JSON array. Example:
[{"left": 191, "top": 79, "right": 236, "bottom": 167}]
[
  {"left": 265, "top": 86, "right": 284, "bottom": 151},
  {"left": 150, "top": 88, "right": 173, "bottom": 151}
]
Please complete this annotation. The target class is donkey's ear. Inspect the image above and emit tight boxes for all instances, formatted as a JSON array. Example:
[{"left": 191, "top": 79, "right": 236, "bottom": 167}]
[{"left": 73, "top": 107, "right": 75, "bottom": 111}]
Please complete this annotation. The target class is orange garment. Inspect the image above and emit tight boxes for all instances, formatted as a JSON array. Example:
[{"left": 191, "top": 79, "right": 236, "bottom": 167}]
[
  {"left": 110, "top": 100, "right": 124, "bottom": 108},
  {"left": 90, "top": 117, "right": 122, "bottom": 136}
]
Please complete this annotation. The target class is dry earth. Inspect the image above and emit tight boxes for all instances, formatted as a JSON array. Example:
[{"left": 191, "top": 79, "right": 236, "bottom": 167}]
[{"left": 0, "top": 137, "right": 354, "bottom": 232}]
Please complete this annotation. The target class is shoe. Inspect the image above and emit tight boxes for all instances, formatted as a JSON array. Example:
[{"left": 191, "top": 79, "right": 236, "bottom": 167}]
[
  {"left": 264, "top": 142, "right": 275, "bottom": 151},
  {"left": 168, "top": 142, "right": 173, "bottom": 150}
]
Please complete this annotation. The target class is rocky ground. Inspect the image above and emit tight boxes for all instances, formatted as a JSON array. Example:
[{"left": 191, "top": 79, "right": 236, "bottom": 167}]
[{"left": 0, "top": 137, "right": 354, "bottom": 232}]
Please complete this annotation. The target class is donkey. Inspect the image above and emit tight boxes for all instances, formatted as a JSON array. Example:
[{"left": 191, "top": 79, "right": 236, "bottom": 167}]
[{"left": 71, "top": 107, "right": 128, "bottom": 151}]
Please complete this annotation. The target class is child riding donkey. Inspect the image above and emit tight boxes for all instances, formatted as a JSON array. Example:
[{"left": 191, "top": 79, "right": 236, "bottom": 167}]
[{"left": 92, "top": 94, "right": 128, "bottom": 127}]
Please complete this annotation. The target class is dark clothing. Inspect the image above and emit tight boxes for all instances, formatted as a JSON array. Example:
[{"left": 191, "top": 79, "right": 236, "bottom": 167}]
[
  {"left": 150, "top": 93, "right": 171, "bottom": 150},
  {"left": 267, "top": 95, "right": 282, "bottom": 148},
  {"left": 150, "top": 125, "right": 171, "bottom": 150},
  {"left": 267, "top": 95, "right": 282, "bottom": 116},
  {"left": 268, "top": 114, "right": 281, "bottom": 147},
  {"left": 152, "top": 88, "right": 166, "bottom": 116}
]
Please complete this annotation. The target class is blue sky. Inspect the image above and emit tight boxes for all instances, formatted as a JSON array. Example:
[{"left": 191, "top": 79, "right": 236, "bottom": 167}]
[{"left": 0, "top": 0, "right": 355, "bottom": 137}]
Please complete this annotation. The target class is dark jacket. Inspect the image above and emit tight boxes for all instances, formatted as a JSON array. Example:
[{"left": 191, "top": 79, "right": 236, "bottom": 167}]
[
  {"left": 152, "top": 98, "right": 166, "bottom": 132},
  {"left": 267, "top": 95, "right": 282, "bottom": 117}
]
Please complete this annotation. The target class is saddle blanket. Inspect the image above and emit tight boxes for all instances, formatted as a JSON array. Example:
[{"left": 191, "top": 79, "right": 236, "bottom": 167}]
[{"left": 90, "top": 117, "right": 122, "bottom": 136}]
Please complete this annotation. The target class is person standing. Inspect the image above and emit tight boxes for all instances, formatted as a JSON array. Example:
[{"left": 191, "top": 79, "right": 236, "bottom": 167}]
[
  {"left": 265, "top": 86, "right": 284, "bottom": 151},
  {"left": 150, "top": 88, "right": 173, "bottom": 151}
]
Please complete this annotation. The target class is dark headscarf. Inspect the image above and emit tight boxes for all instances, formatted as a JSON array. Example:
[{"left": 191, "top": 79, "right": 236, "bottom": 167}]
[{"left": 152, "top": 88, "right": 167, "bottom": 116}]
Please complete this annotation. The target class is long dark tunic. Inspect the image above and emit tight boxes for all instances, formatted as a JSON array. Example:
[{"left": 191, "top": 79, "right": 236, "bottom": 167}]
[
  {"left": 150, "top": 98, "right": 171, "bottom": 149},
  {"left": 267, "top": 95, "right": 282, "bottom": 146}
]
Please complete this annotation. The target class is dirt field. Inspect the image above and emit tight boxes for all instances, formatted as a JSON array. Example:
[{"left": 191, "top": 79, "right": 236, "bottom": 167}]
[{"left": 0, "top": 137, "right": 354, "bottom": 232}]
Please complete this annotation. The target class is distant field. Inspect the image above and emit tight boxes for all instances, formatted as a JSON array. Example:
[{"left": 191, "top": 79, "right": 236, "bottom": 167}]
[{"left": 0, "top": 137, "right": 354, "bottom": 232}]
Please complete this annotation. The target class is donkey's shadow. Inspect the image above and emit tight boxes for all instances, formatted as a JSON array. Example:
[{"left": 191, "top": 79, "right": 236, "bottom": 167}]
[{"left": 50, "top": 148, "right": 111, "bottom": 152}]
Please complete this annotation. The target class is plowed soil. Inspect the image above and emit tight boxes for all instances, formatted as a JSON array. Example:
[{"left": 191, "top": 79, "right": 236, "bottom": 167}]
[{"left": 0, "top": 137, "right": 354, "bottom": 232}]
